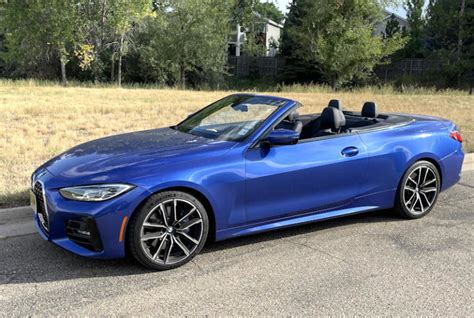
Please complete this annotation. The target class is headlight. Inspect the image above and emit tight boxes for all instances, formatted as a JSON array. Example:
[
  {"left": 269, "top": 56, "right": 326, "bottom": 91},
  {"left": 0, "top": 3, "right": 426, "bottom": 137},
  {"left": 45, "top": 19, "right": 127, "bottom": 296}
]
[{"left": 59, "top": 184, "right": 134, "bottom": 202}]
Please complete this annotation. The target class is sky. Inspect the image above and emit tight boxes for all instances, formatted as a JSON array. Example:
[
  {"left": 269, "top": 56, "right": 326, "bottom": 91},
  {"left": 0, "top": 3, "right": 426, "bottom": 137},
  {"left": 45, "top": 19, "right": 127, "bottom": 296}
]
[{"left": 273, "top": 0, "right": 430, "bottom": 18}]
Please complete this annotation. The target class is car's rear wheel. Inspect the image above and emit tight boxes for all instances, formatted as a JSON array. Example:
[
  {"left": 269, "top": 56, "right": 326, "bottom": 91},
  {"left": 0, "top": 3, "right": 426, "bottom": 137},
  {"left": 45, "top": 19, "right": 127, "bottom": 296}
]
[
  {"left": 394, "top": 160, "right": 440, "bottom": 219},
  {"left": 127, "top": 191, "right": 209, "bottom": 270}
]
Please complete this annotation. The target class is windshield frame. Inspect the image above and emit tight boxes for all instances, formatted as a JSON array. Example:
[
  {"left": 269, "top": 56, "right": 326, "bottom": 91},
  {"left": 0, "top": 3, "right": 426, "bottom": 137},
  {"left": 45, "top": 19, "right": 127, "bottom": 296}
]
[{"left": 173, "top": 94, "right": 291, "bottom": 142}]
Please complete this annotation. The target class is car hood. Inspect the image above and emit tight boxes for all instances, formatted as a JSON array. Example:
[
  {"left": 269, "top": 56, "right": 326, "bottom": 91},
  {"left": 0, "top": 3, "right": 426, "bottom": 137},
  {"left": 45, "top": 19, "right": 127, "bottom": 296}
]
[{"left": 42, "top": 127, "right": 235, "bottom": 183}]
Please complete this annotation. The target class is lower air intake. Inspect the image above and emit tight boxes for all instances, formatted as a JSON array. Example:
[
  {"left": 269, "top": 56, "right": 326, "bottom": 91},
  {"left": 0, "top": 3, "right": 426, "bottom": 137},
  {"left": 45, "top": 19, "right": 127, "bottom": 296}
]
[{"left": 65, "top": 217, "right": 103, "bottom": 252}]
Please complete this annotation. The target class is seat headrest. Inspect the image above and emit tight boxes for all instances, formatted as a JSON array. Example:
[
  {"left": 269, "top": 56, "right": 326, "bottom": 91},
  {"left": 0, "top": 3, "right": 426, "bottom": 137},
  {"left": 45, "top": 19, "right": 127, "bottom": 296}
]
[
  {"left": 286, "top": 111, "right": 299, "bottom": 122},
  {"left": 320, "top": 107, "right": 346, "bottom": 131},
  {"left": 328, "top": 99, "right": 343, "bottom": 111},
  {"left": 362, "top": 102, "right": 378, "bottom": 118}
]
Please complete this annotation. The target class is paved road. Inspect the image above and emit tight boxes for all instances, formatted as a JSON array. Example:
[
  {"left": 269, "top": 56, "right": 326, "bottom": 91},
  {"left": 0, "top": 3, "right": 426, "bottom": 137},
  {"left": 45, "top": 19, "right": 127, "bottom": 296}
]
[{"left": 1, "top": 172, "right": 473, "bottom": 316}]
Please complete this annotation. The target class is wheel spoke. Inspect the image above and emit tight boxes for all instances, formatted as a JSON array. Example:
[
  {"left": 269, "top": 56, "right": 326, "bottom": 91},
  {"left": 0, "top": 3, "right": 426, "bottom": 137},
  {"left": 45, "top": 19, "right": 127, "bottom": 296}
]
[
  {"left": 421, "top": 187, "right": 437, "bottom": 193},
  {"left": 418, "top": 193, "right": 425, "bottom": 212},
  {"left": 420, "top": 191, "right": 431, "bottom": 208},
  {"left": 177, "top": 218, "right": 202, "bottom": 230},
  {"left": 141, "top": 232, "right": 166, "bottom": 241},
  {"left": 173, "top": 236, "right": 190, "bottom": 256},
  {"left": 143, "top": 222, "right": 167, "bottom": 229},
  {"left": 417, "top": 167, "right": 422, "bottom": 184},
  {"left": 158, "top": 203, "right": 169, "bottom": 227},
  {"left": 405, "top": 192, "right": 416, "bottom": 205},
  {"left": 408, "top": 176, "right": 418, "bottom": 186},
  {"left": 175, "top": 208, "right": 196, "bottom": 226},
  {"left": 177, "top": 231, "right": 199, "bottom": 245},
  {"left": 422, "top": 168, "right": 428, "bottom": 184},
  {"left": 173, "top": 199, "right": 178, "bottom": 223},
  {"left": 410, "top": 194, "right": 419, "bottom": 211},
  {"left": 152, "top": 235, "right": 168, "bottom": 260},
  {"left": 164, "top": 236, "right": 174, "bottom": 264},
  {"left": 405, "top": 186, "right": 416, "bottom": 192},
  {"left": 421, "top": 178, "right": 436, "bottom": 187}
]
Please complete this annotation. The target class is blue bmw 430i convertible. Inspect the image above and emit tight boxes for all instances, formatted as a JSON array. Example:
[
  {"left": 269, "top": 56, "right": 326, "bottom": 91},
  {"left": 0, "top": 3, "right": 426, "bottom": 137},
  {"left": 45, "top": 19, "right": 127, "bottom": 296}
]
[{"left": 31, "top": 94, "right": 464, "bottom": 270}]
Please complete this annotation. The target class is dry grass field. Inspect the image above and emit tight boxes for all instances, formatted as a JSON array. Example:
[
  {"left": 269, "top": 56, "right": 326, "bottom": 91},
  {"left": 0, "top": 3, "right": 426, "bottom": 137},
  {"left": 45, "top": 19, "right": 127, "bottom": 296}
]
[{"left": 1, "top": 80, "right": 473, "bottom": 208}]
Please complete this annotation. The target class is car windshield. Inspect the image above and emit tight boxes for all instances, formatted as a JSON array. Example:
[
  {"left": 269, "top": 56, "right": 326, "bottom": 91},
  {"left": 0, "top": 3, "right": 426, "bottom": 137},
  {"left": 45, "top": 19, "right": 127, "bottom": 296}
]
[{"left": 175, "top": 95, "right": 287, "bottom": 141}]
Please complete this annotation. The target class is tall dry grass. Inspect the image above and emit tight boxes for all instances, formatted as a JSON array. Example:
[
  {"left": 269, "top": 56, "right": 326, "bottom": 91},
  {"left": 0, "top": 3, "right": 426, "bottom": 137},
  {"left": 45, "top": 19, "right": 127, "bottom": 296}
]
[{"left": 1, "top": 80, "right": 473, "bottom": 208}]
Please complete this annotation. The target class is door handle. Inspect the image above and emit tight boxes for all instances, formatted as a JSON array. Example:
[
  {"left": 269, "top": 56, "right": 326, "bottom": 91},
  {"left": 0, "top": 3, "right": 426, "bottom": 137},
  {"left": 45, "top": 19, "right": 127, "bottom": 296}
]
[{"left": 341, "top": 146, "right": 359, "bottom": 157}]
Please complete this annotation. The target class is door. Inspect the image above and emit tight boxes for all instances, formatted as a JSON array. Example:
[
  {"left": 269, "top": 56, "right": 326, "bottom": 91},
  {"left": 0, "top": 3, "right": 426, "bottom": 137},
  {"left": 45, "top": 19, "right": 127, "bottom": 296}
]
[{"left": 244, "top": 134, "right": 368, "bottom": 223}]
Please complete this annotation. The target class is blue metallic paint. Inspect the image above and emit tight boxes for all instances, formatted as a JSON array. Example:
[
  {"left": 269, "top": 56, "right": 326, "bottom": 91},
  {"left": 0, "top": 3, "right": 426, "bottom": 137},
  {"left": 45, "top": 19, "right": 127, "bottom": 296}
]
[
  {"left": 32, "top": 95, "right": 464, "bottom": 259},
  {"left": 264, "top": 129, "right": 300, "bottom": 145}
]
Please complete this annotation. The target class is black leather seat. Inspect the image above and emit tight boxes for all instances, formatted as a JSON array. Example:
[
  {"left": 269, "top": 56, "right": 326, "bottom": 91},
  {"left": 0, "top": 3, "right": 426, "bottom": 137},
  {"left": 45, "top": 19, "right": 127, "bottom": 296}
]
[
  {"left": 362, "top": 102, "right": 378, "bottom": 118},
  {"left": 328, "top": 99, "right": 343, "bottom": 111},
  {"left": 313, "top": 107, "right": 346, "bottom": 137},
  {"left": 276, "top": 111, "right": 303, "bottom": 134}
]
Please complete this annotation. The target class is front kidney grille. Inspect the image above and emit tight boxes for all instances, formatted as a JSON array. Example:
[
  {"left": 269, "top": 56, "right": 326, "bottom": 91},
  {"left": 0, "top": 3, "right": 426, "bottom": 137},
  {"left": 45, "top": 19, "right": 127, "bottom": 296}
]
[{"left": 33, "top": 181, "right": 49, "bottom": 233}]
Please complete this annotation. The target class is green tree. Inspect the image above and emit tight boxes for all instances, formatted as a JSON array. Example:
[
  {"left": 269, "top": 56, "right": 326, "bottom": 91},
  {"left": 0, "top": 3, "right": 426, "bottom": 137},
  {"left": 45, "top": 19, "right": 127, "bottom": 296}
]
[
  {"left": 231, "top": 0, "right": 254, "bottom": 25},
  {"left": 1, "top": 0, "right": 80, "bottom": 84},
  {"left": 139, "top": 0, "right": 232, "bottom": 88},
  {"left": 464, "top": 0, "right": 474, "bottom": 91},
  {"left": 231, "top": 0, "right": 268, "bottom": 56},
  {"left": 295, "top": 0, "right": 406, "bottom": 88},
  {"left": 255, "top": 1, "right": 285, "bottom": 24},
  {"left": 279, "top": 0, "right": 322, "bottom": 83},
  {"left": 75, "top": 0, "right": 117, "bottom": 83},
  {"left": 424, "top": 0, "right": 474, "bottom": 88},
  {"left": 385, "top": 14, "right": 402, "bottom": 38},
  {"left": 108, "top": 0, "right": 150, "bottom": 86},
  {"left": 404, "top": 0, "right": 425, "bottom": 57}
]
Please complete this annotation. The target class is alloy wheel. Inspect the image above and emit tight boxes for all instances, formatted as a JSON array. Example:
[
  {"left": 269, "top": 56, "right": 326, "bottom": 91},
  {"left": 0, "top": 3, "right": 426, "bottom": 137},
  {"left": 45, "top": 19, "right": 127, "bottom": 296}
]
[
  {"left": 402, "top": 165, "right": 438, "bottom": 215},
  {"left": 140, "top": 199, "right": 204, "bottom": 265}
]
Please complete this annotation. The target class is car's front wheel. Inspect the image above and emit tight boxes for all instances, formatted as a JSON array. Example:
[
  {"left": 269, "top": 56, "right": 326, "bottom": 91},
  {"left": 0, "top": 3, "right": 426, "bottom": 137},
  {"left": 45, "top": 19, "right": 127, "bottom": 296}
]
[
  {"left": 127, "top": 191, "right": 209, "bottom": 270},
  {"left": 394, "top": 160, "right": 441, "bottom": 219}
]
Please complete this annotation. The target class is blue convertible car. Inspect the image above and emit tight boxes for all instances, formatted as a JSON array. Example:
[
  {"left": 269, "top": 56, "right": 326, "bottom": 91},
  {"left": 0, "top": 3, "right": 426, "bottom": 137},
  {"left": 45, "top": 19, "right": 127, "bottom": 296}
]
[{"left": 31, "top": 94, "right": 464, "bottom": 270}]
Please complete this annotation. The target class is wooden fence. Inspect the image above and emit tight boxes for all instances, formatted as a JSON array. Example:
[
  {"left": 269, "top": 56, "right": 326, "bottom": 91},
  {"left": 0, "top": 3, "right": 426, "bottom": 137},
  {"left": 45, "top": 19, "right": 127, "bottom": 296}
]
[
  {"left": 227, "top": 56, "right": 285, "bottom": 77},
  {"left": 375, "top": 58, "right": 443, "bottom": 82},
  {"left": 227, "top": 56, "right": 443, "bottom": 82}
]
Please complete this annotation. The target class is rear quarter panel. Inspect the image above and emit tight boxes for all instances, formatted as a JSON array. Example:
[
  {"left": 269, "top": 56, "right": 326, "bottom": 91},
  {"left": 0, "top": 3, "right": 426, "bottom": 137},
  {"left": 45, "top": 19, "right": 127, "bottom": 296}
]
[{"left": 357, "top": 118, "right": 462, "bottom": 204}]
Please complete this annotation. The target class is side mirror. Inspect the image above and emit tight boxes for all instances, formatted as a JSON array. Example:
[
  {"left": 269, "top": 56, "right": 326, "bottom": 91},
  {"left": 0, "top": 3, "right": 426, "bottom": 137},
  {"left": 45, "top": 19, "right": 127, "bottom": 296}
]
[{"left": 261, "top": 129, "right": 300, "bottom": 146}]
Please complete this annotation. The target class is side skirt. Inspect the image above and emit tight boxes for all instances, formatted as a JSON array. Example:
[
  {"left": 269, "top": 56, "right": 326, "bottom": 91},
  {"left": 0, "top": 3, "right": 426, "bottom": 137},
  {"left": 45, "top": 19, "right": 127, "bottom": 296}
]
[{"left": 215, "top": 205, "right": 381, "bottom": 241}]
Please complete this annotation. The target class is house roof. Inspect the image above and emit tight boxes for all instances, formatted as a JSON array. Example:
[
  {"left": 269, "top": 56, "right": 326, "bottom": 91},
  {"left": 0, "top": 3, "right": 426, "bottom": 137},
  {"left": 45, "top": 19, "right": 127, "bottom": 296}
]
[
  {"left": 383, "top": 9, "right": 407, "bottom": 22},
  {"left": 253, "top": 12, "right": 284, "bottom": 29},
  {"left": 266, "top": 18, "right": 284, "bottom": 29}
]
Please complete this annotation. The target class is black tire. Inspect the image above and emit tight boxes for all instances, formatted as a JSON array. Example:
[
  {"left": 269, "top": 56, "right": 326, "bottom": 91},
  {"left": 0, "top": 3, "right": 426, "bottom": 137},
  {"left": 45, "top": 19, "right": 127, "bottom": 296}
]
[
  {"left": 394, "top": 160, "right": 441, "bottom": 219},
  {"left": 127, "top": 191, "right": 209, "bottom": 270}
]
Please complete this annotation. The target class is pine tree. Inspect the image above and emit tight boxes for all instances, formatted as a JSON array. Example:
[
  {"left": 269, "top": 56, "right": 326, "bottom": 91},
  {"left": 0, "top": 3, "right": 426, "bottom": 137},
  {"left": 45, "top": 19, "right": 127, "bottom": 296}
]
[
  {"left": 464, "top": 0, "right": 474, "bottom": 91},
  {"left": 279, "top": 0, "right": 322, "bottom": 84},
  {"left": 425, "top": 0, "right": 474, "bottom": 89},
  {"left": 404, "top": 0, "right": 425, "bottom": 57}
]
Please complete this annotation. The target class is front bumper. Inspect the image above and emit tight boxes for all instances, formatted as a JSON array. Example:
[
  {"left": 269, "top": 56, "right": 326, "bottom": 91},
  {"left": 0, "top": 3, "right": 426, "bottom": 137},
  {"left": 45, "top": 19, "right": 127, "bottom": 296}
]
[{"left": 33, "top": 170, "right": 150, "bottom": 259}]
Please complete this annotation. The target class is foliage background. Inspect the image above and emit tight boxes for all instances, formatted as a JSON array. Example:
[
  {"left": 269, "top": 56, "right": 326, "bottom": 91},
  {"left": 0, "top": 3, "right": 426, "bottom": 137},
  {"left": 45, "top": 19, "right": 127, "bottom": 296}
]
[{"left": 1, "top": 0, "right": 470, "bottom": 90}]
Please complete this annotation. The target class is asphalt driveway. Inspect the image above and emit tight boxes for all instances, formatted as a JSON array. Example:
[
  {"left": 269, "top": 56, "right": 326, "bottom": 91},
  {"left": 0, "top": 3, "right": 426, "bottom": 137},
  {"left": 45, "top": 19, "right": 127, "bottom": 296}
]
[{"left": 1, "top": 172, "right": 473, "bottom": 316}]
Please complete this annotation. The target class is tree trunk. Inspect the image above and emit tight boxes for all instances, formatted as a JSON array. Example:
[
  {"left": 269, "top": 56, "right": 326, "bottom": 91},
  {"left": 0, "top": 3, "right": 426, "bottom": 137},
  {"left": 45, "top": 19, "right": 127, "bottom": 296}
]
[
  {"left": 180, "top": 65, "right": 186, "bottom": 89},
  {"left": 118, "top": 33, "right": 124, "bottom": 87},
  {"left": 330, "top": 75, "right": 337, "bottom": 90},
  {"left": 92, "top": 0, "right": 108, "bottom": 85},
  {"left": 110, "top": 53, "right": 115, "bottom": 82},
  {"left": 60, "top": 56, "right": 68, "bottom": 86}
]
